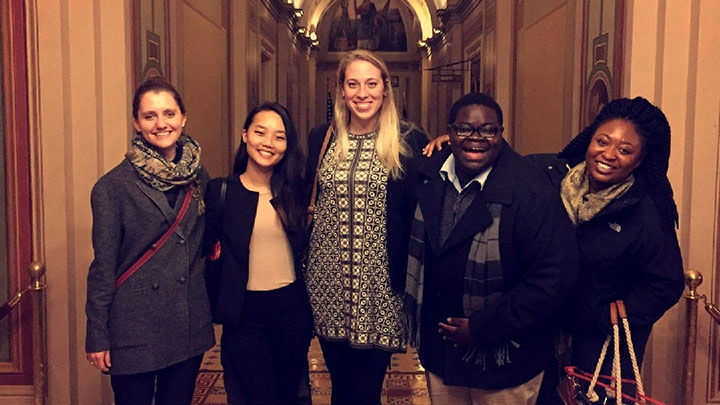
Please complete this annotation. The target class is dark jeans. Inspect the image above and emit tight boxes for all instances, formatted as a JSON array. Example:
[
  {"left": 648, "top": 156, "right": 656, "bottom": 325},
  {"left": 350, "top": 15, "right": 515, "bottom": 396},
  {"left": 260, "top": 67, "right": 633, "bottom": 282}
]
[
  {"left": 319, "top": 339, "right": 393, "bottom": 405},
  {"left": 110, "top": 354, "right": 203, "bottom": 405},
  {"left": 221, "top": 281, "right": 313, "bottom": 405}
]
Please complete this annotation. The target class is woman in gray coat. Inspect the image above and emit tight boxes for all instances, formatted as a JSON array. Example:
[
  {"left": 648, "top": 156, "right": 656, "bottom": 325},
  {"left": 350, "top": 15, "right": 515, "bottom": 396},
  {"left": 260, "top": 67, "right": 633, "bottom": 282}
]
[{"left": 85, "top": 79, "right": 214, "bottom": 405}]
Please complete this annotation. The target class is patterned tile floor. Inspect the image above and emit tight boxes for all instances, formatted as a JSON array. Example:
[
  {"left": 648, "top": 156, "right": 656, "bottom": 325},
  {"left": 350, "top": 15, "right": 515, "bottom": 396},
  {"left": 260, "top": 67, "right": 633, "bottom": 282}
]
[{"left": 193, "top": 326, "right": 430, "bottom": 404}]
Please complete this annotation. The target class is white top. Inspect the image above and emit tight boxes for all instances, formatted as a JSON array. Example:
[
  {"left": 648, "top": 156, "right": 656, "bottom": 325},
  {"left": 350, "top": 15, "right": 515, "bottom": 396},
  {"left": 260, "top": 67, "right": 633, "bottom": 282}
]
[
  {"left": 439, "top": 154, "right": 493, "bottom": 192},
  {"left": 246, "top": 191, "right": 296, "bottom": 291}
]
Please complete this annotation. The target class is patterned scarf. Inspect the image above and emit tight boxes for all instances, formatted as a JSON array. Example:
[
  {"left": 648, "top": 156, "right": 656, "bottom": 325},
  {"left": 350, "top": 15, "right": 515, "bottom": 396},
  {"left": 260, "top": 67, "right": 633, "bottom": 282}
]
[
  {"left": 405, "top": 194, "right": 514, "bottom": 369},
  {"left": 560, "top": 162, "right": 634, "bottom": 226},
  {"left": 126, "top": 133, "right": 205, "bottom": 212}
]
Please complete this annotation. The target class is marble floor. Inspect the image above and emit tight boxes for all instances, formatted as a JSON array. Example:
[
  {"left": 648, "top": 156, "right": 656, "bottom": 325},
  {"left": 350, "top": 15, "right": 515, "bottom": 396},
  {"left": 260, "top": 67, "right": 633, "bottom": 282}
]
[{"left": 192, "top": 326, "right": 430, "bottom": 404}]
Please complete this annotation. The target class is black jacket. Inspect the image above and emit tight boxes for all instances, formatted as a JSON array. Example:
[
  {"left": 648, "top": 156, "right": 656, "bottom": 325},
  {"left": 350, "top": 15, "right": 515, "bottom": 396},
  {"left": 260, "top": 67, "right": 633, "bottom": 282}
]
[
  {"left": 305, "top": 122, "right": 428, "bottom": 292},
  {"left": 204, "top": 175, "right": 309, "bottom": 325},
  {"left": 527, "top": 154, "right": 684, "bottom": 368},
  {"left": 417, "top": 143, "right": 579, "bottom": 389}
]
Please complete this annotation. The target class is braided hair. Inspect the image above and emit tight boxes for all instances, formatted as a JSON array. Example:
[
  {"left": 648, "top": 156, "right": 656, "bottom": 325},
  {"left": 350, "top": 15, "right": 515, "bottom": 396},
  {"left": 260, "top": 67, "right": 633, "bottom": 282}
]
[{"left": 558, "top": 97, "right": 679, "bottom": 229}]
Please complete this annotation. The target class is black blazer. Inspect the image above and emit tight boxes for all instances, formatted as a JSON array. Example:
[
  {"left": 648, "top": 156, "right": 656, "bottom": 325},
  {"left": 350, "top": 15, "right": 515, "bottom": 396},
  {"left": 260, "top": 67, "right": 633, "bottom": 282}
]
[
  {"left": 305, "top": 122, "right": 428, "bottom": 292},
  {"left": 415, "top": 144, "right": 579, "bottom": 389},
  {"left": 204, "top": 175, "right": 307, "bottom": 325}
]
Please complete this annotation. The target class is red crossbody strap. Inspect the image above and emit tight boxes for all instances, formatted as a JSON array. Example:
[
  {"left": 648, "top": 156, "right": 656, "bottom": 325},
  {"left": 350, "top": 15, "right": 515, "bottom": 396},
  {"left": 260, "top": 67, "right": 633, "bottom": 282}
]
[{"left": 115, "top": 186, "right": 194, "bottom": 288}]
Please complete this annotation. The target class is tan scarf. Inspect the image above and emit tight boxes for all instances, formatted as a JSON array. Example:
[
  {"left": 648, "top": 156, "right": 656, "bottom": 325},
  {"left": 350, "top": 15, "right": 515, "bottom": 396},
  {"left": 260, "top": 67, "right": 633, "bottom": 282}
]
[
  {"left": 126, "top": 133, "right": 205, "bottom": 214},
  {"left": 560, "top": 161, "right": 634, "bottom": 226},
  {"left": 126, "top": 133, "right": 202, "bottom": 191}
]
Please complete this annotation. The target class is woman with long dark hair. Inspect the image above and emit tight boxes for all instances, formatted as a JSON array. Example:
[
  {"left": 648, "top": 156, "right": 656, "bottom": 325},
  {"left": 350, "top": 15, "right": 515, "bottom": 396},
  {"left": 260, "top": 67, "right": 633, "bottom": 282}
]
[
  {"left": 85, "top": 79, "right": 214, "bottom": 405},
  {"left": 204, "top": 102, "right": 312, "bottom": 405}
]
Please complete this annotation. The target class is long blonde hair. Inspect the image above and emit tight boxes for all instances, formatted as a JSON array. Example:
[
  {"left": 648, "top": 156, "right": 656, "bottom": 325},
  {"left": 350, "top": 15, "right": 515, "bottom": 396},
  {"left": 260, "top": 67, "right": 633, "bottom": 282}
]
[{"left": 333, "top": 50, "right": 410, "bottom": 179}]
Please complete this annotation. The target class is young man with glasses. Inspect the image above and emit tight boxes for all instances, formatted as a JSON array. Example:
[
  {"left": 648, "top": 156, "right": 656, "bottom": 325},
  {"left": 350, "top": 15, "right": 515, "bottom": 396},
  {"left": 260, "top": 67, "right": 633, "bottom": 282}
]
[{"left": 404, "top": 93, "right": 578, "bottom": 404}]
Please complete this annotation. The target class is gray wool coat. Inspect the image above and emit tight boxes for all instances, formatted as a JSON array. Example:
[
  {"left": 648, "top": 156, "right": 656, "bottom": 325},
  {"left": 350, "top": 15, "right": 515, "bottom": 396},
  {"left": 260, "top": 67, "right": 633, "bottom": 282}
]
[{"left": 85, "top": 159, "right": 214, "bottom": 375}]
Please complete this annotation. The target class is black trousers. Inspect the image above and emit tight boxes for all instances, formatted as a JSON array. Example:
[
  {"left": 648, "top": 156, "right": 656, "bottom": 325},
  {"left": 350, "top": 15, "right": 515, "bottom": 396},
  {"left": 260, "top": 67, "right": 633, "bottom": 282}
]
[
  {"left": 319, "top": 339, "right": 393, "bottom": 405},
  {"left": 110, "top": 354, "right": 203, "bottom": 405},
  {"left": 221, "top": 281, "right": 313, "bottom": 405}
]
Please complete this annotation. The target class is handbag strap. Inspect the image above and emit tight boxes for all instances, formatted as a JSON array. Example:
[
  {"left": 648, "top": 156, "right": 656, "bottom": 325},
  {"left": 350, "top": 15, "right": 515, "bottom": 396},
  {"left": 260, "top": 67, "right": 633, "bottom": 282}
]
[
  {"left": 611, "top": 302, "right": 622, "bottom": 405},
  {"left": 616, "top": 300, "right": 646, "bottom": 402},
  {"left": 586, "top": 300, "right": 647, "bottom": 405},
  {"left": 206, "top": 177, "right": 228, "bottom": 262},
  {"left": 115, "top": 186, "right": 194, "bottom": 288},
  {"left": 306, "top": 123, "right": 334, "bottom": 228},
  {"left": 219, "top": 177, "right": 228, "bottom": 214}
]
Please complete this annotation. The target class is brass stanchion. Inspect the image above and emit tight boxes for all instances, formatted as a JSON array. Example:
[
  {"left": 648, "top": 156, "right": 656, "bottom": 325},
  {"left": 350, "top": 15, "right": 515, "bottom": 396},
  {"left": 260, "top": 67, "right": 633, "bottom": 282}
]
[
  {"left": 0, "top": 261, "right": 47, "bottom": 403},
  {"left": 682, "top": 270, "right": 702, "bottom": 405},
  {"left": 27, "top": 262, "right": 47, "bottom": 405},
  {"left": 682, "top": 270, "right": 720, "bottom": 405}
]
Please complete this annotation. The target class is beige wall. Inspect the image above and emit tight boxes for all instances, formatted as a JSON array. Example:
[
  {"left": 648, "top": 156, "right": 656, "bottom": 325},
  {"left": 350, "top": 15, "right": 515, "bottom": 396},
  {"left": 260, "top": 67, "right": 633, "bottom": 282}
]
[
  {"left": 515, "top": 4, "right": 567, "bottom": 154},
  {"left": 625, "top": 1, "right": 720, "bottom": 404},
  {"left": 179, "top": 0, "right": 230, "bottom": 177},
  {"left": 35, "top": 0, "right": 132, "bottom": 403},
  {"left": 513, "top": 0, "right": 579, "bottom": 155}
]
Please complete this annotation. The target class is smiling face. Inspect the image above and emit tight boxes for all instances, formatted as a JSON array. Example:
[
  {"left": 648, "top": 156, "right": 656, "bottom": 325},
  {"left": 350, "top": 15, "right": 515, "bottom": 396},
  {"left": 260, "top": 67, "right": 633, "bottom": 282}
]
[
  {"left": 132, "top": 90, "right": 187, "bottom": 160},
  {"left": 585, "top": 118, "right": 644, "bottom": 192},
  {"left": 448, "top": 104, "right": 504, "bottom": 186},
  {"left": 342, "top": 59, "right": 385, "bottom": 133},
  {"left": 242, "top": 110, "right": 287, "bottom": 173}
]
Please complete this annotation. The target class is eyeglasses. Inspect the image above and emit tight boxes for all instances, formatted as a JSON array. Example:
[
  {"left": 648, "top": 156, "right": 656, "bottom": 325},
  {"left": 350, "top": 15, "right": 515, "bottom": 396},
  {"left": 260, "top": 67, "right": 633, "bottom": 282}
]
[{"left": 449, "top": 124, "right": 502, "bottom": 139}]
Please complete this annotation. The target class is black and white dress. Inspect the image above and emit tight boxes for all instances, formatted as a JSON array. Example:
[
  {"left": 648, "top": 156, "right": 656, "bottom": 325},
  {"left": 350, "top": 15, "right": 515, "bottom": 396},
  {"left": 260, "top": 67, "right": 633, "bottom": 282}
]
[{"left": 305, "top": 132, "right": 405, "bottom": 352}]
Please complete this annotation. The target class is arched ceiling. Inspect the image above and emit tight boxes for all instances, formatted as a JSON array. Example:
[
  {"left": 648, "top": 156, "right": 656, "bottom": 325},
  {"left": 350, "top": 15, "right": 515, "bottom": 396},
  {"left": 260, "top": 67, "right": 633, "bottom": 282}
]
[{"left": 300, "top": 0, "right": 442, "bottom": 42}]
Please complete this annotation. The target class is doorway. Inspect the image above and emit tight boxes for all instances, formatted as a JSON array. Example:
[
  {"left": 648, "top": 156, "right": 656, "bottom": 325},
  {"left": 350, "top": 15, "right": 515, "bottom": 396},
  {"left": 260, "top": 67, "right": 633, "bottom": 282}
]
[{"left": 0, "top": 0, "right": 40, "bottom": 400}]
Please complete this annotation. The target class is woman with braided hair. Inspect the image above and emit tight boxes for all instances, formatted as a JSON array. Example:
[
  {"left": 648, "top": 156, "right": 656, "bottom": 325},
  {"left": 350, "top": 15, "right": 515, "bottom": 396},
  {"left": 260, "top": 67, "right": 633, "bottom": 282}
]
[{"left": 529, "top": 96, "right": 685, "bottom": 403}]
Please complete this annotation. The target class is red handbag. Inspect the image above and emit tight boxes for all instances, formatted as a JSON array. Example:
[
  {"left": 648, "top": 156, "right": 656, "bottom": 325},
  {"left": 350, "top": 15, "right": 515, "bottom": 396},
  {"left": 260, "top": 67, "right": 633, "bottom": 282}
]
[{"left": 560, "top": 300, "right": 665, "bottom": 405}]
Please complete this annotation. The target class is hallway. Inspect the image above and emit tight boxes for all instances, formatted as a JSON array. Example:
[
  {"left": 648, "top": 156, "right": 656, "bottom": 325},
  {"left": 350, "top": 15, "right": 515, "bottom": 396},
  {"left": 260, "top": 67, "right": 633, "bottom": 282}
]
[{"left": 2, "top": 0, "right": 720, "bottom": 404}]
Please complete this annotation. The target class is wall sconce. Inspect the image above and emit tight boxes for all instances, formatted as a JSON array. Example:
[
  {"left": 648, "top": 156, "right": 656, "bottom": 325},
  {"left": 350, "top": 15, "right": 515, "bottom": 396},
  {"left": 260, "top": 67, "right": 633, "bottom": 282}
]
[
  {"left": 309, "top": 32, "right": 318, "bottom": 41},
  {"left": 294, "top": 9, "right": 304, "bottom": 18},
  {"left": 298, "top": 27, "right": 306, "bottom": 34},
  {"left": 433, "top": 28, "right": 441, "bottom": 35}
]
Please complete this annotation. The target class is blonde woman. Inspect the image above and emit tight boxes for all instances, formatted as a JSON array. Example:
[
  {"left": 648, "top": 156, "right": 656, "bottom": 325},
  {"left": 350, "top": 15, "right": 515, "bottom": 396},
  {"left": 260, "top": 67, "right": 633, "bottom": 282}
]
[{"left": 304, "top": 50, "right": 427, "bottom": 405}]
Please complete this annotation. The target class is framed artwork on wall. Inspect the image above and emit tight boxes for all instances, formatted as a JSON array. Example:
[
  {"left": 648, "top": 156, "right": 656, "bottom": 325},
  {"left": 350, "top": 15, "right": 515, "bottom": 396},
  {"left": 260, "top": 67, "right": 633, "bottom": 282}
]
[
  {"left": 132, "top": 0, "right": 171, "bottom": 85},
  {"left": 580, "top": 0, "right": 625, "bottom": 128},
  {"left": 327, "top": 0, "right": 409, "bottom": 53}
]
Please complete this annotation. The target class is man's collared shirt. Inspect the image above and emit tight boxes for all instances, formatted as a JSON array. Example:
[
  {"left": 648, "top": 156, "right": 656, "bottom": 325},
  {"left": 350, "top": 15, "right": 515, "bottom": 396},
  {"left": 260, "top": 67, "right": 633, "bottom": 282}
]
[
  {"left": 437, "top": 154, "right": 494, "bottom": 246},
  {"left": 439, "top": 153, "right": 493, "bottom": 192}
]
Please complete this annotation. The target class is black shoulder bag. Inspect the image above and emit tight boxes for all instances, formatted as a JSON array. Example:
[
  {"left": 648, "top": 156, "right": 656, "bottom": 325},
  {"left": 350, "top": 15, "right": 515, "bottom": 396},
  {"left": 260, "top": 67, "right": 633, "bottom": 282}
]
[{"left": 205, "top": 178, "right": 227, "bottom": 319}]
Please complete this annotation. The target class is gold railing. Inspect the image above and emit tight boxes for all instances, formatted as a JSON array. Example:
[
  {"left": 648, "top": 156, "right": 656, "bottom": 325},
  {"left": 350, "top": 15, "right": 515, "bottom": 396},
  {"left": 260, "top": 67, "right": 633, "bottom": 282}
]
[
  {"left": 682, "top": 270, "right": 720, "bottom": 405},
  {"left": 0, "top": 262, "right": 46, "bottom": 321}
]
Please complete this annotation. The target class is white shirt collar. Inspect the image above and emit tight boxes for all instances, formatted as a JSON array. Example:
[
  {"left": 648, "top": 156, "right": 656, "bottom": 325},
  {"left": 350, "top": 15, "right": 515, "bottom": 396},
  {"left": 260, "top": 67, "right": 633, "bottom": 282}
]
[{"left": 439, "top": 154, "right": 493, "bottom": 193}]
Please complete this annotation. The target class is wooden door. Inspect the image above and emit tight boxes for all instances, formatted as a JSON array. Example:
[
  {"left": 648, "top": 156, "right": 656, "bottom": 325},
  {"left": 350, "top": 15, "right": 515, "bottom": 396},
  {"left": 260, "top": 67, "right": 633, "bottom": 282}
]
[{"left": 0, "top": 0, "right": 39, "bottom": 402}]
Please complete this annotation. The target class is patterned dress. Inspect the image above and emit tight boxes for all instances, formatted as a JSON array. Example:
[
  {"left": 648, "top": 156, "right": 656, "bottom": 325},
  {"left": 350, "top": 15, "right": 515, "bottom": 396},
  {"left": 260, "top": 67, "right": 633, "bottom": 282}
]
[{"left": 306, "top": 132, "right": 406, "bottom": 352}]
